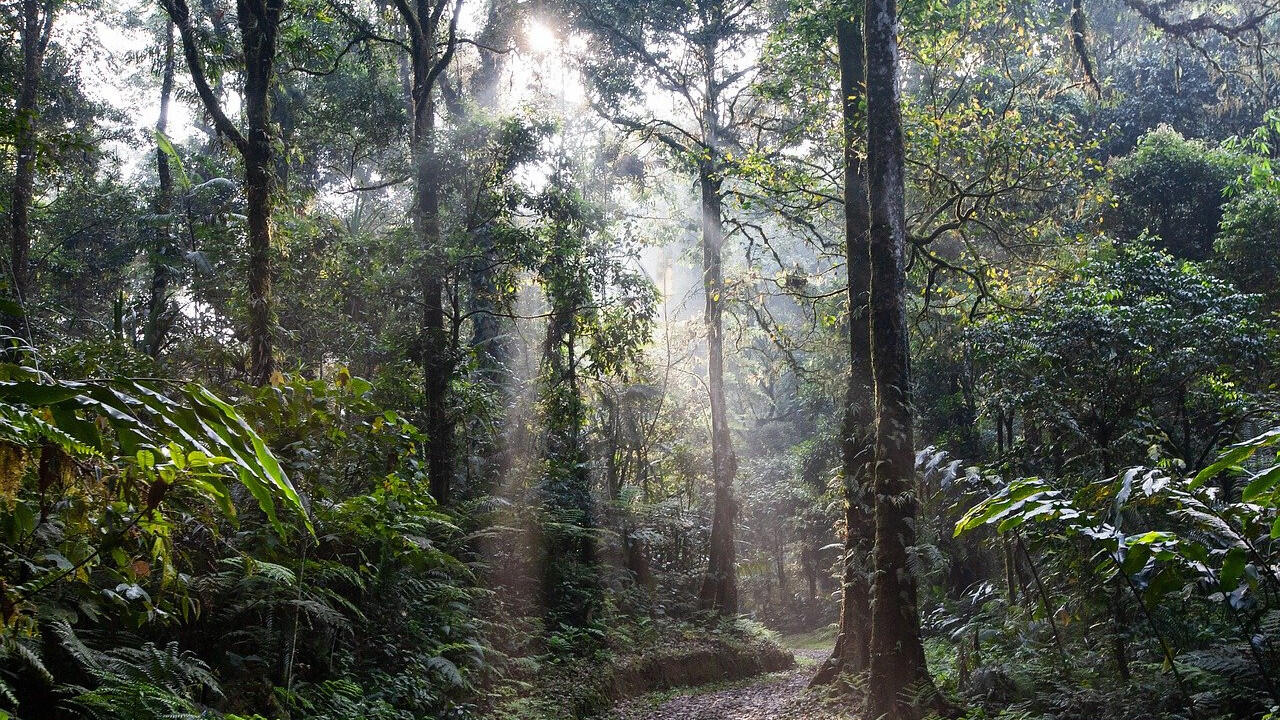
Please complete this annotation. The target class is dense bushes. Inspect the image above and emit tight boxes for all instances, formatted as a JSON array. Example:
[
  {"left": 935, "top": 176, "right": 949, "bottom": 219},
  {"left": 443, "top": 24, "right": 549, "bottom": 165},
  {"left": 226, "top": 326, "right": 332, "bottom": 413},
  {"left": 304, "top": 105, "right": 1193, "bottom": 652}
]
[
  {"left": 0, "top": 339, "right": 794, "bottom": 719},
  {"left": 1104, "top": 128, "right": 1243, "bottom": 261},
  {"left": 919, "top": 244, "right": 1280, "bottom": 719},
  {"left": 0, "top": 344, "right": 485, "bottom": 719}
]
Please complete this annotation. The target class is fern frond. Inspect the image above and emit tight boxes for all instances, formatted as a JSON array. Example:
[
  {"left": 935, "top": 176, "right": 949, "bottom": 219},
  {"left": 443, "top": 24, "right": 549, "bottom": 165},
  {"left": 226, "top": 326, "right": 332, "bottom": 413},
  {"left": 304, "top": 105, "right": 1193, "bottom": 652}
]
[
  {"left": 3, "top": 635, "right": 53, "bottom": 685},
  {"left": 47, "top": 620, "right": 103, "bottom": 672}
]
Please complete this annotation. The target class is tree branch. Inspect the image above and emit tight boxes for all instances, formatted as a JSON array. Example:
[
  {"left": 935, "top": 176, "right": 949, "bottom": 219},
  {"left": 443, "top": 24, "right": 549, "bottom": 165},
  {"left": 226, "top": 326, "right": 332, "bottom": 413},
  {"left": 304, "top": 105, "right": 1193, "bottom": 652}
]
[{"left": 159, "top": 0, "right": 248, "bottom": 152}]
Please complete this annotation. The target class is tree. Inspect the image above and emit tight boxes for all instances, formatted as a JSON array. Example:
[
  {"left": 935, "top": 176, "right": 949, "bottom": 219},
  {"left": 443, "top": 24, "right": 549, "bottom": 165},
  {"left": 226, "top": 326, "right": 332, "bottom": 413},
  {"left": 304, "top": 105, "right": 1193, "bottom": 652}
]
[
  {"left": 864, "top": 0, "right": 939, "bottom": 712},
  {"left": 463, "top": 1, "right": 522, "bottom": 390},
  {"left": 954, "top": 245, "right": 1279, "bottom": 714},
  {"left": 812, "top": 5, "right": 876, "bottom": 684},
  {"left": 561, "top": 0, "right": 768, "bottom": 616},
  {"left": 160, "top": 0, "right": 284, "bottom": 385},
  {"left": 1105, "top": 127, "right": 1242, "bottom": 261},
  {"left": 143, "top": 21, "right": 178, "bottom": 359},
  {"left": 1213, "top": 112, "right": 1280, "bottom": 311},
  {"left": 1214, "top": 190, "right": 1280, "bottom": 311},
  {"left": 451, "top": 4, "right": 532, "bottom": 499},
  {"left": 972, "top": 243, "right": 1273, "bottom": 476},
  {"left": 536, "top": 180, "right": 602, "bottom": 628},
  {"left": 4, "top": 0, "right": 54, "bottom": 336},
  {"left": 738, "top": 0, "right": 1096, "bottom": 678},
  {"left": 526, "top": 137, "right": 658, "bottom": 626},
  {"left": 387, "top": 0, "right": 464, "bottom": 505}
]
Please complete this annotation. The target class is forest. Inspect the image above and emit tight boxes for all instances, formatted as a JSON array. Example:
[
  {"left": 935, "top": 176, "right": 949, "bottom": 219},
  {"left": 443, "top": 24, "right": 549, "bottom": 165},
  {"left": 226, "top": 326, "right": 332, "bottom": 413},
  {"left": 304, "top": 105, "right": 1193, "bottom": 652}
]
[{"left": 1, "top": 0, "right": 1279, "bottom": 717}]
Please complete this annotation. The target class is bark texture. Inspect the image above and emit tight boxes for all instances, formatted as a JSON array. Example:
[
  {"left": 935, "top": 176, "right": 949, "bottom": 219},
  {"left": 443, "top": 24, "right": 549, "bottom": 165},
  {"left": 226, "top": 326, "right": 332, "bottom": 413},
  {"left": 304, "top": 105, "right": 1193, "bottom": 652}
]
[
  {"left": 696, "top": 15, "right": 739, "bottom": 614},
  {"left": 240, "top": 0, "right": 281, "bottom": 386},
  {"left": 415, "top": 92, "right": 452, "bottom": 505},
  {"left": 163, "top": 0, "right": 282, "bottom": 385},
  {"left": 393, "top": 0, "right": 463, "bottom": 505},
  {"left": 864, "top": 0, "right": 939, "bottom": 714},
  {"left": 813, "top": 14, "right": 875, "bottom": 686},
  {"left": 5, "top": 0, "right": 53, "bottom": 336},
  {"left": 144, "top": 23, "right": 177, "bottom": 359},
  {"left": 697, "top": 156, "right": 739, "bottom": 616}
]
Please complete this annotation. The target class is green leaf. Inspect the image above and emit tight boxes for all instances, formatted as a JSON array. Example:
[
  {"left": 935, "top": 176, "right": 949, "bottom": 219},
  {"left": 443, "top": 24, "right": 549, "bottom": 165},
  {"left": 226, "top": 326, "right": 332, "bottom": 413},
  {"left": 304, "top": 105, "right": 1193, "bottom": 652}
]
[
  {"left": 0, "top": 380, "right": 87, "bottom": 406},
  {"left": 188, "top": 385, "right": 311, "bottom": 535},
  {"left": 1242, "top": 464, "right": 1280, "bottom": 503},
  {"left": 1121, "top": 543, "right": 1151, "bottom": 575},
  {"left": 2, "top": 376, "right": 308, "bottom": 539},
  {"left": 346, "top": 376, "right": 373, "bottom": 397},
  {"left": 1145, "top": 566, "right": 1185, "bottom": 603},
  {"left": 153, "top": 130, "right": 191, "bottom": 190},
  {"left": 1221, "top": 547, "right": 1247, "bottom": 589},
  {"left": 11, "top": 502, "right": 35, "bottom": 542},
  {"left": 1193, "top": 428, "right": 1280, "bottom": 488},
  {"left": 1128, "top": 530, "right": 1176, "bottom": 545},
  {"left": 955, "top": 478, "right": 1052, "bottom": 536}
]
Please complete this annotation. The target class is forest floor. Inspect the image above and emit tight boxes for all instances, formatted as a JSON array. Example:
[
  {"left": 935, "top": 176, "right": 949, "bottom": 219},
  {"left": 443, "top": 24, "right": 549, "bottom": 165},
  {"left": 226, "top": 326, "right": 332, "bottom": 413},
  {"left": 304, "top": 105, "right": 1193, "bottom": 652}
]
[{"left": 611, "top": 647, "right": 840, "bottom": 720}]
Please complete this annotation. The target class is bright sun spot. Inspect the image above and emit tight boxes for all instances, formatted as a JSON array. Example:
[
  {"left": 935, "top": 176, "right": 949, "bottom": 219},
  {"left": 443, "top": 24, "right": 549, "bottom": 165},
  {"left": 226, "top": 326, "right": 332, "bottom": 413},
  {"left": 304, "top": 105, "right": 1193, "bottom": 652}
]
[{"left": 525, "top": 20, "right": 558, "bottom": 55}]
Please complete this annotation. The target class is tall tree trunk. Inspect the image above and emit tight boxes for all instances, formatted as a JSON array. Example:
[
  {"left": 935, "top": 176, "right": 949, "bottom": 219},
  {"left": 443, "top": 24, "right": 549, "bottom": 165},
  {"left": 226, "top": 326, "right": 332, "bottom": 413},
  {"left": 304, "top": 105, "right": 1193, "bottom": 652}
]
[
  {"left": 864, "top": 0, "right": 939, "bottom": 714},
  {"left": 5, "top": 0, "right": 52, "bottom": 336},
  {"left": 165, "top": 0, "right": 281, "bottom": 384},
  {"left": 398, "top": 0, "right": 462, "bottom": 506},
  {"left": 240, "top": 0, "right": 281, "bottom": 386},
  {"left": 413, "top": 72, "right": 452, "bottom": 506},
  {"left": 144, "top": 22, "right": 177, "bottom": 358},
  {"left": 694, "top": 23, "right": 738, "bottom": 616},
  {"left": 814, "top": 14, "right": 875, "bottom": 686},
  {"left": 697, "top": 154, "right": 739, "bottom": 615}
]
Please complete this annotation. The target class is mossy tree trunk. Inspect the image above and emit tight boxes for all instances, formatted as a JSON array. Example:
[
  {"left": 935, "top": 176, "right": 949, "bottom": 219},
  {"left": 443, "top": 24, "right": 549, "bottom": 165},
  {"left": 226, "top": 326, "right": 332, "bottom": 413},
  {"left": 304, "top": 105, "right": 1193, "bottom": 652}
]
[
  {"left": 864, "top": 0, "right": 941, "bottom": 713},
  {"left": 814, "top": 12, "right": 875, "bottom": 685}
]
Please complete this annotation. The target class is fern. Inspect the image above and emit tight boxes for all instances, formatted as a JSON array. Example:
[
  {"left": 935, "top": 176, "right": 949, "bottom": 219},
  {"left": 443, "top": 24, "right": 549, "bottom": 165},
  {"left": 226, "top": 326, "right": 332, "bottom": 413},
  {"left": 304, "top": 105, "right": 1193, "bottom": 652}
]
[
  {"left": 47, "top": 620, "right": 102, "bottom": 673},
  {"left": 280, "top": 677, "right": 415, "bottom": 720},
  {"left": 227, "top": 556, "right": 298, "bottom": 585},
  {"left": 1, "top": 369, "right": 485, "bottom": 720},
  {"left": 98, "top": 643, "right": 223, "bottom": 699},
  {"left": 71, "top": 679, "right": 205, "bottom": 720},
  {"left": 69, "top": 642, "right": 223, "bottom": 720},
  {"left": 425, "top": 656, "right": 464, "bottom": 688},
  {"left": 287, "top": 598, "right": 351, "bottom": 629},
  {"left": 0, "top": 402, "right": 100, "bottom": 459},
  {"left": 1, "top": 635, "right": 52, "bottom": 686}
]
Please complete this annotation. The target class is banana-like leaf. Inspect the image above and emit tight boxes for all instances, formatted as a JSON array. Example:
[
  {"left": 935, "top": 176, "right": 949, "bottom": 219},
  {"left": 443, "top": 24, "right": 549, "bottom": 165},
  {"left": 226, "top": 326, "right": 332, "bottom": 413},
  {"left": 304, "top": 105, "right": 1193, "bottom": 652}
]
[
  {"left": 0, "top": 378, "right": 310, "bottom": 537},
  {"left": 153, "top": 130, "right": 191, "bottom": 190}
]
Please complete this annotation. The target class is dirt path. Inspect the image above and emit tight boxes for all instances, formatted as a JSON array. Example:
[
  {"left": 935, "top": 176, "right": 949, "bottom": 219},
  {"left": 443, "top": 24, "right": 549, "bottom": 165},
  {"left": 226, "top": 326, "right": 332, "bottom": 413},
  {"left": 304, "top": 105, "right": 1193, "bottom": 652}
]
[{"left": 613, "top": 648, "right": 832, "bottom": 720}]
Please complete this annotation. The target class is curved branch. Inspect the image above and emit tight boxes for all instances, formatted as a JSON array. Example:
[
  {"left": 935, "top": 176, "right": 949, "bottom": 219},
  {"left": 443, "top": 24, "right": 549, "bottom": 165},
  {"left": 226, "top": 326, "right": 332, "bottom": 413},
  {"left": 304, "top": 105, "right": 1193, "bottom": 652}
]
[
  {"left": 1122, "top": 0, "right": 1277, "bottom": 38},
  {"left": 159, "top": 0, "right": 248, "bottom": 152}
]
